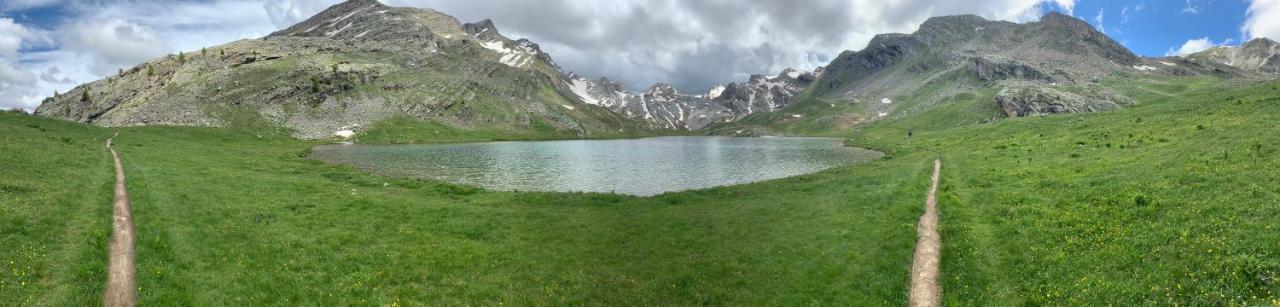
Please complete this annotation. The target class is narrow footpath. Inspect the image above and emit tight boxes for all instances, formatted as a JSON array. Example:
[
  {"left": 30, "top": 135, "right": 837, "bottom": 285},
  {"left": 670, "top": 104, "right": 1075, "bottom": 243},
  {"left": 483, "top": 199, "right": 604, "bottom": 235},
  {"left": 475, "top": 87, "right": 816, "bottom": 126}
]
[
  {"left": 104, "top": 132, "right": 137, "bottom": 307},
  {"left": 908, "top": 159, "right": 942, "bottom": 307}
]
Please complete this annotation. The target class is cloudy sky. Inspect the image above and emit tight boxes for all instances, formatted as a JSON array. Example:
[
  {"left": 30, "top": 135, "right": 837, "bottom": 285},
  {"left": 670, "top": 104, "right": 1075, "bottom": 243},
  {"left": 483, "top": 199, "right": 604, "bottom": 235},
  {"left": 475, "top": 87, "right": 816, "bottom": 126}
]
[{"left": 1, "top": 0, "right": 1277, "bottom": 111}]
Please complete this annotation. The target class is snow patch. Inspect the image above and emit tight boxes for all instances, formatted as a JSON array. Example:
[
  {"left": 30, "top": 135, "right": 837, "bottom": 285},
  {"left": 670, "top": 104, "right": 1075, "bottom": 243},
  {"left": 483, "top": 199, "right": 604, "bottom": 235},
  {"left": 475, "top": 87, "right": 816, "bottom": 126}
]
[
  {"left": 1133, "top": 65, "right": 1158, "bottom": 71},
  {"left": 326, "top": 22, "right": 353, "bottom": 37},
  {"left": 565, "top": 79, "right": 599, "bottom": 105},
  {"left": 334, "top": 130, "right": 356, "bottom": 138},
  {"left": 330, "top": 6, "right": 371, "bottom": 24},
  {"left": 1159, "top": 61, "right": 1177, "bottom": 67},
  {"left": 881, "top": 97, "right": 892, "bottom": 104},
  {"left": 561, "top": 105, "right": 576, "bottom": 110},
  {"left": 479, "top": 40, "right": 532, "bottom": 68},
  {"left": 706, "top": 85, "right": 726, "bottom": 99},
  {"left": 878, "top": 112, "right": 889, "bottom": 117},
  {"left": 479, "top": 40, "right": 506, "bottom": 52},
  {"left": 786, "top": 70, "right": 801, "bottom": 79},
  {"left": 790, "top": 114, "right": 803, "bottom": 118}
]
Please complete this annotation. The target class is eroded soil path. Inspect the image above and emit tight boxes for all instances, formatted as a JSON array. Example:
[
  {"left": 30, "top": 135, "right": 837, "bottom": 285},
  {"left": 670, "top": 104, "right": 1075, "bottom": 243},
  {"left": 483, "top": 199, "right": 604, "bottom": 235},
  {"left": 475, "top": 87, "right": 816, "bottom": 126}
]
[
  {"left": 104, "top": 132, "right": 137, "bottom": 307},
  {"left": 908, "top": 159, "right": 942, "bottom": 307}
]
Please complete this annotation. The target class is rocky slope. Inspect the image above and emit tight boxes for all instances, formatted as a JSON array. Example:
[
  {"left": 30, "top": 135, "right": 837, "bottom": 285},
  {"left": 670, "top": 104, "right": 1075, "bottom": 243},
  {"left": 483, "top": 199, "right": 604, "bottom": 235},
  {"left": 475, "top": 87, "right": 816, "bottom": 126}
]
[
  {"left": 35, "top": 0, "right": 637, "bottom": 139},
  {"left": 731, "top": 11, "right": 1246, "bottom": 134},
  {"left": 1185, "top": 38, "right": 1280, "bottom": 74},
  {"left": 564, "top": 68, "right": 820, "bottom": 130},
  {"left": 33, "top": 0, "right": 814, "bottom": 136},
  {"left": 35, "top": 2, "right": 1265, "bottom": 138}
]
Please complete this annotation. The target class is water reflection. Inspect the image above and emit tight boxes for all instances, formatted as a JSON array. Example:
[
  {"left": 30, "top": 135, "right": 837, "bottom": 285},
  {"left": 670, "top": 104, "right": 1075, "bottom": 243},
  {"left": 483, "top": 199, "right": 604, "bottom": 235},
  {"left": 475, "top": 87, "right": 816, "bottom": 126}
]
[{"left": 310, "top": 137, "right": 881, "bottom": 196}]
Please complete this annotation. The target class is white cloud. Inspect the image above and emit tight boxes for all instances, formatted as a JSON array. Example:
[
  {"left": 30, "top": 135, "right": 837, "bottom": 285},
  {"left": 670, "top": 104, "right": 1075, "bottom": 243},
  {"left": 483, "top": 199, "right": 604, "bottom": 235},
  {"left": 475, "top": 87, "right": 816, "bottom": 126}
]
[
  {"left": 0, "top": 17, "right": 40, "bottom": 111},
  {"left": 0, "top": 62, "right": 39, "bottom": 110},
  {"left": 1182, "top": 0, "right": 1202, "bottom": 14},
  {"left": 1051, "top": 0, "right": 1076, "bottom": 15},
  {"left": 0, "top": 18, "right": 35, "bottom": 58},
  {"left": 0, "top": 0, "right": 277, "bottom": 111},
  {"left": 1243, "top": 0, "right": 1280, "bottom": 41},
  {"left": 384, "top": 0, "right": 1077, "bottom": 91},
  {"left": 3, "top": 0, "right": 1080, "bottom": 110},
  {"left": 1121, "top": 4, "right": 1145, "bottom": 24},
  {"left": 264, "top": 0, "right": 341, "bottom": 29},
  {"left": 61, "top": 19, "right": 171, "bottom": 75},
  {"left": 1, "top": 0, "right": 62, "bottom": 11},
  {"left": 86, "top": 0, "right": 277, "bottom": 53},
  {"left": 1092, "top": 9, "right": 1105, "bottom": 34},
  {"left": 1165, "top": 37, "right": 1231, "bottom": 56}
]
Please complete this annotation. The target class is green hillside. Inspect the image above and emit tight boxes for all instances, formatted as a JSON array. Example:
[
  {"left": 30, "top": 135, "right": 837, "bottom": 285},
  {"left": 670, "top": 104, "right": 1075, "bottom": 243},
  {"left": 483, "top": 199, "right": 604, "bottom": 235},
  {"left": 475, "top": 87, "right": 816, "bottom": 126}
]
[{"left": 3, "top": 76, "right": 1277, "bottom": 305}]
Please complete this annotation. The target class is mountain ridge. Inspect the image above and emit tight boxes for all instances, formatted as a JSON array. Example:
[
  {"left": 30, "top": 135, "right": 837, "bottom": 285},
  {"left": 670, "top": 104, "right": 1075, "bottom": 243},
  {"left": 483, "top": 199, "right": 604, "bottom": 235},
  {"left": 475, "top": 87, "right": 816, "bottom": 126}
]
[
  {"left": 33, "top": 0, "right": 1275, "bottom": 139},
  {"left": 34, "top": 0, "right": 815, "bottom": 137}
]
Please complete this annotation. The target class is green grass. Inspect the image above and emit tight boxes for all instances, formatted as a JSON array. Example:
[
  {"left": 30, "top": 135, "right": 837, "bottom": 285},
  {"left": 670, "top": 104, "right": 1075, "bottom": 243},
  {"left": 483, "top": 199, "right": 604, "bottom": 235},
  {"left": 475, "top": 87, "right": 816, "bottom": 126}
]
[
  {"left": 2, "top": 78, "right": 1279, "bottom": 305},
  {"left": 0, "top": 112, "right": 927, "bottom": 305},
  {"left": 855, "top": 79, "right": 1280, "bottom": 304},
  {"left": 0, "top": 113, "right": 112, "bottom": 306}
]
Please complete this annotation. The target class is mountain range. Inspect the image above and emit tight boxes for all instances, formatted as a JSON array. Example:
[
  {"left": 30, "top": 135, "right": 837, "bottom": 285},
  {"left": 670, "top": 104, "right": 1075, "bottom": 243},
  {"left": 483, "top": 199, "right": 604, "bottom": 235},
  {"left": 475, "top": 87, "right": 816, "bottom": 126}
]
[{"left": 32, "top": 0, "right": 1280, "bottom": 140}]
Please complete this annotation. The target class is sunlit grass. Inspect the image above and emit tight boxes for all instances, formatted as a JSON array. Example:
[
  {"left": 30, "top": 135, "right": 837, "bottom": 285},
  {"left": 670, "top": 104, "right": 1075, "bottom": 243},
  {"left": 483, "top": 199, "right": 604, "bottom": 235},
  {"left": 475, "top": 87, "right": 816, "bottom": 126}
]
[{"left": 1, "top": 78, "right": 1277, "bottom": 304}]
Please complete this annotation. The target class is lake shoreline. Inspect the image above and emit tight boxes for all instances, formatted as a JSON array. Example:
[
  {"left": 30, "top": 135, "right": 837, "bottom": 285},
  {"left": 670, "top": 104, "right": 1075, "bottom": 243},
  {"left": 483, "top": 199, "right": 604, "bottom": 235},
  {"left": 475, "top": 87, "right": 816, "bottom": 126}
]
[{"left": 309, "top": 136, "right": 883, "bottom": 197}]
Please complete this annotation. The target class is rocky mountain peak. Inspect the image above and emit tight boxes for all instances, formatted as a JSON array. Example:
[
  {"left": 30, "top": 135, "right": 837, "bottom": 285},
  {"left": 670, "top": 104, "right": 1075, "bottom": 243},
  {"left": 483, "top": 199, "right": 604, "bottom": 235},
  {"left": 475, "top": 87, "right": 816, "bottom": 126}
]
[
  {"left": 913, "top": 14, "right": 1004, "bottom": 47},
  {"left": 1038, "top": 12, "right": 1084, "bottom": 28},
  {"left": 1037, "top": 12, "right": 1138, "bottom": 65},
  {"left": 595, "top": 77, "right": 625, "bottom": 93},
  {"left": 647, "top": 83, "right": 679, "bottom": 96},
  {"left": 918, "top": 14, "right": 989, "bottom": 33},
  {"left": 464, "top": 19, "right": 500, "bottom": 36},
  {"left": 1243, "top": 37, "right": 1279, "bottom": 50},
  {"left": 1193, "top": 37, "right": 1280, "bottom": 74},
  {"left": 268, "top": 0, "right": 469, "bottom": 42},
  {"left": 778, "top": 68, "right": 800, "bottom": 79},
  {"left": 867, "top": 33, "right": 914, "bottom": 49}
]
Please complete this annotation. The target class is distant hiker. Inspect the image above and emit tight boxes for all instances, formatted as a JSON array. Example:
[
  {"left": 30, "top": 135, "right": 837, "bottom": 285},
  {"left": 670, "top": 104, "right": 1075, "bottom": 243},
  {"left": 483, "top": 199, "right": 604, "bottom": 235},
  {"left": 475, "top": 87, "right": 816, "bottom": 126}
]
[{"left": 908, "top": 129, "right": 913, "bottom": 139}]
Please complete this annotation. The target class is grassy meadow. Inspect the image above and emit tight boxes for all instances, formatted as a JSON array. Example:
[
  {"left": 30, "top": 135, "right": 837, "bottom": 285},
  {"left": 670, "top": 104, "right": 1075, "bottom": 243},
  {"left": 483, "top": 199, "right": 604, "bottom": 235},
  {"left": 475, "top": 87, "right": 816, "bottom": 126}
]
[
  {"left": 1, "top": 78, "right": 1278, "bottom": 305},
  {"left": 1, "top": 111, "right": 928, "bottom": 305}
]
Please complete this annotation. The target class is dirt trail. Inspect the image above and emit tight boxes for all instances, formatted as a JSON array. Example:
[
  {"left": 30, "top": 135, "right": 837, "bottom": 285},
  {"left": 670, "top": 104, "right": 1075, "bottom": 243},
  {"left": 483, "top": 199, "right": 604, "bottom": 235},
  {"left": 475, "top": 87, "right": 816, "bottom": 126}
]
[
  {"left": 908, "top": 159, "right": 942, "bottom": 307},
  {"left": 104, "top": 132, "right": 137, "bottom": 307}
]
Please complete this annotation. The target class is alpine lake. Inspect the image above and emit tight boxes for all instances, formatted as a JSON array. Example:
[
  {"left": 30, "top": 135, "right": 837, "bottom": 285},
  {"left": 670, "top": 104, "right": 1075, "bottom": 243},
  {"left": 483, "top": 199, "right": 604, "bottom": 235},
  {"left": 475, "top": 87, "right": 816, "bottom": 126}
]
[{"left": 310, "top": 136, "right": 882, "bottom": 196}]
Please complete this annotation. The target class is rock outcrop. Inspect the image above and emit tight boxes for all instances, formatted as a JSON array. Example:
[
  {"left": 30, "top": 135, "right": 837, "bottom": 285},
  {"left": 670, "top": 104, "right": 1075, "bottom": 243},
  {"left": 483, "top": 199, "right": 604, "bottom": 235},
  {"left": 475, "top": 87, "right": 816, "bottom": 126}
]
[
  {"left": 967, "top": 57, "right": 1055, "bottom": 82},
  {"left": 995, "top": 82, "right": 1133, "bottom": 117}
]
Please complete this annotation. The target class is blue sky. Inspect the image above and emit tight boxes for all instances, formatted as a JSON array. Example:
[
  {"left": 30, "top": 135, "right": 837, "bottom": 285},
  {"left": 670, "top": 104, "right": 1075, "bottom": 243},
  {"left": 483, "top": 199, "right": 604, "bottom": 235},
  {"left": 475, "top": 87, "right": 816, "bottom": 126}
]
[
  {"left": 1072, "top": 0, "right": 1254, "bottom": 56},
  {"left": 1, "top": 0, "right": 1277, "bottom": 111}
]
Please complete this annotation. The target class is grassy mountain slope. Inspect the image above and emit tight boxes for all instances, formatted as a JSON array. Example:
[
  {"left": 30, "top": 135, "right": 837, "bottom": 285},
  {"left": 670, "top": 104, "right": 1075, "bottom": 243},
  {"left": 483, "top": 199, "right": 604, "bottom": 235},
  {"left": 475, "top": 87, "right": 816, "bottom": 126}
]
[
  {"left": 4, "top": 77, "right": 1278, "bottom": 304},
  {"left": 33, "top": 0, "right": 648, "bottom": 141},
  {"left": 713, "top": 13, "right": 1251, "bottom": 137}
]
